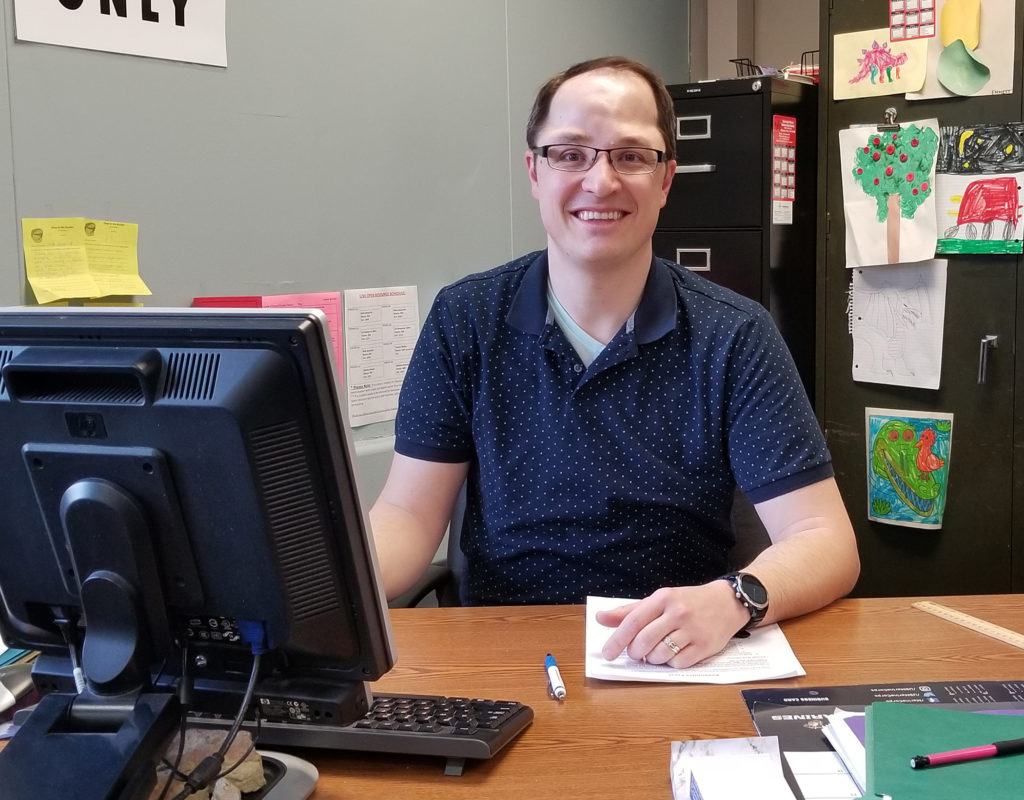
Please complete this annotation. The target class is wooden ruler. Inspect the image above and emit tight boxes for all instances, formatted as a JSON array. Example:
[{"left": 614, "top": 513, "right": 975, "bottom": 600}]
[{"left": 912, "top": 600, "right": 1024, "bottom": 650}]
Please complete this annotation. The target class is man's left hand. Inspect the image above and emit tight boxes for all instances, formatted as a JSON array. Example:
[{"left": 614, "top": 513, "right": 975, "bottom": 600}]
[{"left": 596, "top": 582, "right": 748, "bottom": 668}]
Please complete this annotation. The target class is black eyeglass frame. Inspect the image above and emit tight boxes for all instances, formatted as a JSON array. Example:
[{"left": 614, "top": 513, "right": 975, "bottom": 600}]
[{"left": 532, "top": 144, "right": 667, "bottom": 175}]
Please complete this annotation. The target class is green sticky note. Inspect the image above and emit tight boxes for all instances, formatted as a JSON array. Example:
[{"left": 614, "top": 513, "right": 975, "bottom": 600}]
[
  {"left": 866, "top": 702, "right": 1024, "bottom": 799},
  {"left": 936, "top": 38, "right": 991, "bottom": 95}
]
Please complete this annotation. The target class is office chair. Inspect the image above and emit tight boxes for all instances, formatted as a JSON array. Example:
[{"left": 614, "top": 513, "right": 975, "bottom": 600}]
[
  {"left": 390, "top": 486, "right": 769, "bottom": 608},
  {"left": 727, "top": 488, "right": 771, "bottom": 569}
]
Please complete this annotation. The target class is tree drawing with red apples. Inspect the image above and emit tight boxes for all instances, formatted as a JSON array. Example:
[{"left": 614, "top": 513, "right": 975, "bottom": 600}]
[{"left": 852, "top": 123, "right": 938, "bottom": 263}]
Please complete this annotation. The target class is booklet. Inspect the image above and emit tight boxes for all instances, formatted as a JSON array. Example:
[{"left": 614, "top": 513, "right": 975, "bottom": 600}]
[{"left": 867, "top": 702, "right": 1024, "bottom": 800}]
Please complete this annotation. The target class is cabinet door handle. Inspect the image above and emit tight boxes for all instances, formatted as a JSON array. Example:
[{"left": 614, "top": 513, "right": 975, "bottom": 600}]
[
  {"left": 978, "top": 334, "right": 998, "bottom": 384},
  {"left": 675, "top": 163, "right": 717, "bottom": 174}
]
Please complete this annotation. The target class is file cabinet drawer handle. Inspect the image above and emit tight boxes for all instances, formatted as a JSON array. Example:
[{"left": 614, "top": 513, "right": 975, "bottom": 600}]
[
  {"left": 675, "top": 248, "right": 711, "bottom": 272},
  {"left": 675, "top": 163, "right": 717, "bottom": 174},
  {"left": 676, "top": 114, "right": 711, "bottom": 140}
]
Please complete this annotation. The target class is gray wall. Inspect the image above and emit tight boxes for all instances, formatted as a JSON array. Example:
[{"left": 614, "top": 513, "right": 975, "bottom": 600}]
[
  {"left": 0, "top": 0, "right": 688, "bottom": 505},
  {"left": 689, "top": 0, "right": 819, "bottom": 81},
  {"left": 0, "top": 8, "right": 16, "bottom": 308},
  {"left": 706, "top": 0, "right": 754, "bottom": 80},
  {"left": 753, "top": 0, "right": 818, "bottom": 74}
]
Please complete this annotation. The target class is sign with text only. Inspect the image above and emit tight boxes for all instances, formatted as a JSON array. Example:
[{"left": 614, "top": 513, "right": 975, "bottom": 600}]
[{"left": 14, "top": 0, "right": 227, "bottom": 67}]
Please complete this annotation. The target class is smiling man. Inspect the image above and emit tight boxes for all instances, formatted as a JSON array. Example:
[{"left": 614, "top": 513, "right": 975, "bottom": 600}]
[{"left": 371, "top": 57, "right": 860, "bottom": 668}]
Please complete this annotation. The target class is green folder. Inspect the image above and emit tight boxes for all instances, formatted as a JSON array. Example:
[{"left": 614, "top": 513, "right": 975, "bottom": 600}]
[{"left": 865, "top": 702, "right": 1024, "bottom": 799}]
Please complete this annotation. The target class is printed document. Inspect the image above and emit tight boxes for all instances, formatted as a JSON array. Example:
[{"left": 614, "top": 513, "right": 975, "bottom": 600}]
[
  {"left": 585, "top": 595, "right": 805, "bottom": 683},
  {"left": 343, "top": 286, "right": 419, "bottom": 426}
]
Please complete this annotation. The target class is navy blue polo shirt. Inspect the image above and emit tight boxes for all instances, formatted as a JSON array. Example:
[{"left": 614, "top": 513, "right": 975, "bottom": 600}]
[{"left": 395, "top": 251, "right": 832, "bottom": 605}]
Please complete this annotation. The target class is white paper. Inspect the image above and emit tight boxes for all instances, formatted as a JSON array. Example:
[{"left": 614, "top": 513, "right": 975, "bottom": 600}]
[
  {"left": 343, "top": 286, "right": 419, "bottom": 427},
  {"left": 905, "top": 0, "right": 1017, "bottom": 100},
  {"left": 850, "top": 260, "right": 947, "bottom": 389},
  {"left": 585, "top": 595, "right": 805, "bottom": 684},
  {"left": 935, "top": 169, "right": 1024, "bottom": 246},
  {"left": 671, "top": 737, "right": 796, "bottom": 800},
  {"left": 822, "top": 709, "right": 866, "bottom": 793},
  {"left": 13, "top": 0, "right": 227, "bottom": 67},
  {"left": 772, "top": 199, "right": 794, "bottom": 225},
  {"left": 839, "top": 120, "right": 940, "bottom": 267},
  {"left": 0, "top": 682, "right": 14, "bottom": 715},
  {"left": 782, "top": 751, "right": 863, "bottom": 800}
]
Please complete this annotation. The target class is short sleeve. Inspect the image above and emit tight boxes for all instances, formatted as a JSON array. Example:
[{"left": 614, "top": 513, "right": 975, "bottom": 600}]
[
  {"left": 723, "top": 309, "right": 833, "bottom": 503},
  {"left": 394, "top": 292, "right": 475, "bottom": 463}
]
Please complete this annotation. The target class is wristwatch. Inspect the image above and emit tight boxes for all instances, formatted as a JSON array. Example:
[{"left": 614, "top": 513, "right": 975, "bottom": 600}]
[{"left": 719, "top": 572, "right": 769, "bottom": 634}]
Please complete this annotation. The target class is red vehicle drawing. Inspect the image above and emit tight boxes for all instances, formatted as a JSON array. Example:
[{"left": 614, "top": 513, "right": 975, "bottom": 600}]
[{"left": 943, "top": 176, "right": 1021, "bottom": 240}]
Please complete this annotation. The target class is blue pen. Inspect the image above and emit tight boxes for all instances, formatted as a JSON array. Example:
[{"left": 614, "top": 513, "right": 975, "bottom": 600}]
[{"left": 545, "top": 653, "right": 566, "bottom": 700}]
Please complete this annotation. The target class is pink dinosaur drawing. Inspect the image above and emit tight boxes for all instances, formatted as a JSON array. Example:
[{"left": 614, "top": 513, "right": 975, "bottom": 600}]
[{"left": 849, "top": 41, "right": 909, "bottom": 84}]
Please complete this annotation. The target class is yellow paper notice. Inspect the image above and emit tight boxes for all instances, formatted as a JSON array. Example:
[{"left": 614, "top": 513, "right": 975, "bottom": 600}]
[
  {"left": 83, "top": 219, "right": 151, "bottom": 297},
  {"left": 22, "top": 217, "right": 151, "bottom": 304}
]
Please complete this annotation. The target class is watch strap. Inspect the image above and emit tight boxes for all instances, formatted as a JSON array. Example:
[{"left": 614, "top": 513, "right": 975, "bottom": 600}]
[{"left": 719, "top": 571, "right": 768, "bottom": 634}]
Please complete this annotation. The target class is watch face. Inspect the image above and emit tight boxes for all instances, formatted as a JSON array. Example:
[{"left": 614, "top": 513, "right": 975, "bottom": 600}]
[{"left": 739, "top": 574, "right": 769, "bottom": 607}]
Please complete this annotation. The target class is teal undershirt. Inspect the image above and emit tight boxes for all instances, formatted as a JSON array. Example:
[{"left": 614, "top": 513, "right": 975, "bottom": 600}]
[{"left": 546, "top": 281, "right": 605, "bottom": 367}]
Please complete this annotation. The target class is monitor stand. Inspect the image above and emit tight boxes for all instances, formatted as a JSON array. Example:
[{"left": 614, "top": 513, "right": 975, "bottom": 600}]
[
  {"left": 256, "top": 751, "right": 320, "bottom": 800},
  {"left": 0, "top": 690, "right": 180, "bottom": 800},
  {"left": 0, "top": 467, "right": 183, "bottom": 799}
]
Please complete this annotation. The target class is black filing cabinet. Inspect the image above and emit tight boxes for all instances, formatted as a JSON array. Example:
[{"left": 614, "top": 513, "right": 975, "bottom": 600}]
[{"left": 657, "top": 77, "right": 818, "bottom": 400}]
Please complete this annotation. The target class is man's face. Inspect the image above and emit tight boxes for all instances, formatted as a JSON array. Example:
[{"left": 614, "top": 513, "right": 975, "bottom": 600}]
[{"left": 526, "top": 69, "right": 675, "bottom": 273}]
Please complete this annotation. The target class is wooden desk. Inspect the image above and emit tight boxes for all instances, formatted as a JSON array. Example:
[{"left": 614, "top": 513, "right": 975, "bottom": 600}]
[
  {"left": 2, "top": 596, "right": 1022, "bottom": 797},
  {"left": 306, "top": 595, "right": 1024, "bottom": 799}
]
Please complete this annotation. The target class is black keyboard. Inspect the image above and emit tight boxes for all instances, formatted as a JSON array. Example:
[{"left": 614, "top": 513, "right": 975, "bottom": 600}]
[{"left": 197, "top": 693, "right": 534, "bottom": 776}]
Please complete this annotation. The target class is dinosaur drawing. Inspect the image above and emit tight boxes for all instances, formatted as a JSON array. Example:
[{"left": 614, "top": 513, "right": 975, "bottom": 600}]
[{"left": 849, "top": 40, "right": 909, "bottom": 85}]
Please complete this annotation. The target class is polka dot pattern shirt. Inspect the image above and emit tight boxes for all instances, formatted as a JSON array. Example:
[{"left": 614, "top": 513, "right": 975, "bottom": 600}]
[{"left": 395, "top": 251, "right": 833, "bottom": 605}]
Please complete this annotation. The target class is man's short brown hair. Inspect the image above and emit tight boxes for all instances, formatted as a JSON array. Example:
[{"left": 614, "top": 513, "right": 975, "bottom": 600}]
[{"left": 526, "top": 56, "right": 676, "bottom": 161}]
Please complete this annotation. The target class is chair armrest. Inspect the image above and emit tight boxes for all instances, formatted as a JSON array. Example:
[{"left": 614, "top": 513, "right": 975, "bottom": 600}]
[{"left": 388, "top": 561, "right": 453, "bottom": 608}]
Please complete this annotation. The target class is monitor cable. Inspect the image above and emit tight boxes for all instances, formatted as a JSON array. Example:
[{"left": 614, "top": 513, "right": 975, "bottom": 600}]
[
  {"left": 168, "top": 622, "right": 266, "bottom": 800},
  {"left": 155, "top": 643, "right": 195, "bottom": 800},
  {"left": 52, "top": 607, "right": 87, "bottom": 693}
]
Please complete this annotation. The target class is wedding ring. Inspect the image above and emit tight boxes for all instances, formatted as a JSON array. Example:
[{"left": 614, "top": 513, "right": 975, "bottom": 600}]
[{"left": 662, "top": 635, "right": 681, "bottom": 655}]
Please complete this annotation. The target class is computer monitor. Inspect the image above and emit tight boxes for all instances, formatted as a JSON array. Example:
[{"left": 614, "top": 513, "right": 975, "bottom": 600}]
[{"left": 0, "top": 307, "right": 396, "bottom": 799}]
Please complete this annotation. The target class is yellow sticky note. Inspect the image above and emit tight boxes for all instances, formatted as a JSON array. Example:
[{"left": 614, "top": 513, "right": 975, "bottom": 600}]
[{"left": 941, "top": 0, "right": 981, "bottom": 50}]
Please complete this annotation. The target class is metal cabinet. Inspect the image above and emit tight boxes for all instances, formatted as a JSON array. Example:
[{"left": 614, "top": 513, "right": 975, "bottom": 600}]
[{"left": 657, "top": 77, "right": 819, "bottom": 398}]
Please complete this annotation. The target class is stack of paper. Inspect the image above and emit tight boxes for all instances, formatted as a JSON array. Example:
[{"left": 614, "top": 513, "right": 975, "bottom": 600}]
[
  {"left": 0, "top": 641, "right": 38, "bottom": 739},
  {"left": 743, "top": 682, "right": 1024, "bottom": 800},
  {"left": 670, "top": 736, "right": 797, "bottom": 800},
  {"left": 822, "top": 709, "right": 866, "bottom": 793}
]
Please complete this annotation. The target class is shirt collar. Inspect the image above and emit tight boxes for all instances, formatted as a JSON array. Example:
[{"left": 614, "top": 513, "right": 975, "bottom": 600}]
[{"left": 506, "top": 250, "right": 676, "bottom": 344}]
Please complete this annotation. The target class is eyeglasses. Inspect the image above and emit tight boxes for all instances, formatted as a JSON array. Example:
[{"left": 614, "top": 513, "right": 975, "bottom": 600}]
[{"left": 533, "top": 144, "right": 666, "bottom": 175}]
